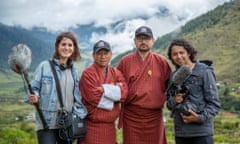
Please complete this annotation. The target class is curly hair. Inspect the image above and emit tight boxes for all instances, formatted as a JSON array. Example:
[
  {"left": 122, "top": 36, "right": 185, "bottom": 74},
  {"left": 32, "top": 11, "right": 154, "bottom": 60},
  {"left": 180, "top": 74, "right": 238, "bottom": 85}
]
[
  {"left": 167, "top": 38, "right": 197, "bottom": 65},
  {"left": 53, "top": 32, "right": 81, "bottom": 61}
]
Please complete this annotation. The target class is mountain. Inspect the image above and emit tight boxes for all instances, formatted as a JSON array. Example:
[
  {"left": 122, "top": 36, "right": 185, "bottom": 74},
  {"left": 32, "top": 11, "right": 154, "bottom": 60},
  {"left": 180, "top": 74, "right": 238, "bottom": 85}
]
[
  {"left": 0, "top": 4, "right": 172, "bottom": 73},
  {"left": 112, "top": 0, "right": 240, "bottom": 83},
  {"left": 1, "top": 0, "right": 239, "bottom": 83},
  {"left": 0, "top": 24, "right": 95, "bottom": 74},
  {"left": 0, "top": 24, "right": 55, "bottom": 71},
  {"left": 70, "top": 23, "right": 107, "bottom": 50}
]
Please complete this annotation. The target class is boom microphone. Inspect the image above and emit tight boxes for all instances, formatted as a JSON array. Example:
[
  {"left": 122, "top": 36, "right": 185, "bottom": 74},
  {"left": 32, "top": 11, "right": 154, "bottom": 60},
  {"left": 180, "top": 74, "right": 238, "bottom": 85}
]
[
  {"left": 8, "top": 44, "right": 48, "bottom": 130},
  {"left": 167, "top": 65, "right": 199, "bottom": 116},
  {"left": 8, "top": 44, "right": 32, "bottom": 74},
  {"left": 167, "top": 65, "right": 192, "bottom": 93},
  {"left": 172, "top": 65, "right": 192, "bottom": 86}
]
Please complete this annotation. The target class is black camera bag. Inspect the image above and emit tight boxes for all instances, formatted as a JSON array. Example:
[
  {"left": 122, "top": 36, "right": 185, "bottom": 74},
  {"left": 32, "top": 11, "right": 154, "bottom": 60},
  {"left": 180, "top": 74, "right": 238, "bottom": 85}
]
[{"left": 57, "top": 110, "right": 86, "bottom": 141}]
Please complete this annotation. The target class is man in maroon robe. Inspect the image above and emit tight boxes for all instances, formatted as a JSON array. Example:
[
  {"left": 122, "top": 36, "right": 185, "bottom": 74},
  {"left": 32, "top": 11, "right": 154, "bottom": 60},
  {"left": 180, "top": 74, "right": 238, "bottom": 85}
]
[
  {"left": 79, "top": 40, "right": 128, "bottom": 144},
  {"left": 117, "top": 26, "right": 171, "bottom": 144}
]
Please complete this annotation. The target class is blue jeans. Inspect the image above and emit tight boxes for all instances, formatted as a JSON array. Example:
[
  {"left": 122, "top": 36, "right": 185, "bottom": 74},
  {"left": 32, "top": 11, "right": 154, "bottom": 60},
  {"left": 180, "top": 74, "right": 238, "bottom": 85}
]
[
  {"left": 37, "top": 129, "right": 72, "bottom": 144},
  {"left": 175, "top": 136, "right": 214, "bottom": 144}
]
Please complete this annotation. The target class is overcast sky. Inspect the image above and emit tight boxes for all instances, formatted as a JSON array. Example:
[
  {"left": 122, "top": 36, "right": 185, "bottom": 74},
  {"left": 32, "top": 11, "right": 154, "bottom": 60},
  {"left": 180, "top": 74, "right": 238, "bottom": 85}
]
[{"left": 0, "top": 0, "right": 230, "bottom": 54}]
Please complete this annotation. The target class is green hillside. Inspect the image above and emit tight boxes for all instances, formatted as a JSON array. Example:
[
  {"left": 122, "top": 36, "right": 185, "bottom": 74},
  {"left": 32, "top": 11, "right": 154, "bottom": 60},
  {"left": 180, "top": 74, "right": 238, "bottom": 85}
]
[
  {"left": 158, "top": 0, "right": 240, "bottom": 83},
  {"left": 112, "top": 0, "right": 240, "bottom": 83}
]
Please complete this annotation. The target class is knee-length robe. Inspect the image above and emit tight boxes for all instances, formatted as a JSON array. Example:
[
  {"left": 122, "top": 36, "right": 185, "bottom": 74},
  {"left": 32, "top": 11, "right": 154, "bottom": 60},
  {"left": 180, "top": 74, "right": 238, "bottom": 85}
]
[
  {"left": 79, "top": 63, "right": 128, "bottom": 144},
  {"left": 117, "top": 51, "right": 171, "bottom": 144}
]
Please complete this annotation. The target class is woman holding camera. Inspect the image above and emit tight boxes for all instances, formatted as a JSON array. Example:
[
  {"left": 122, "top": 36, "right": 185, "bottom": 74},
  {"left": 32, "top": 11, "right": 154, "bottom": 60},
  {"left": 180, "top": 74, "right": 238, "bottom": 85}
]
[
  {"left": 25, "top": 32, "right": 87, "bottom": 144},
  {"left": 166, "top": 38, "right": 220, "bottom": 144}
]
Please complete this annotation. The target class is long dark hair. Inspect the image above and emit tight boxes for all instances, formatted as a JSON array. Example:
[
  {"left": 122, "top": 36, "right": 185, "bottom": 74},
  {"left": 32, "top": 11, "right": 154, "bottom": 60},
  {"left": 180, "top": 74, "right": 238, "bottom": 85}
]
[
  {"left": 167, "top": 38, "right": 197, "bottom": 65},
  {"left": 53, "top": 32, "right": 81, "bottom": 61}
]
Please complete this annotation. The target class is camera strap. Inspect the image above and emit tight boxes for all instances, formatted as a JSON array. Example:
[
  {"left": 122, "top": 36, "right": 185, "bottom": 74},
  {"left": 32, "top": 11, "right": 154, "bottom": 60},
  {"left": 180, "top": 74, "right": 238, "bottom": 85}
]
[{"left": 49, "top": 60, "right": 64, "bottom": 108}]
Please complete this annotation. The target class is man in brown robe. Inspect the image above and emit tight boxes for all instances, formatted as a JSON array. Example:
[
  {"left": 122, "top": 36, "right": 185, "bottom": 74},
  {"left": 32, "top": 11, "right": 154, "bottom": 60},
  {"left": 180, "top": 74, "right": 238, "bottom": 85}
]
[
  {"left": 117, "top": 26, "right": 171, "bottom": 144},
  {"left": 79, "top": 40, "right": 128, "bottom": 144}
]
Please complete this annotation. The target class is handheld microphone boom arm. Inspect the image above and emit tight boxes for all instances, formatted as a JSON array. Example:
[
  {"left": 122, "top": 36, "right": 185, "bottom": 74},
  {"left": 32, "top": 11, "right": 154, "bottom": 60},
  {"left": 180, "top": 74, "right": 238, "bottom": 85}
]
[{"left": 8, "top": 44, "right": 48, "bottom": 130}]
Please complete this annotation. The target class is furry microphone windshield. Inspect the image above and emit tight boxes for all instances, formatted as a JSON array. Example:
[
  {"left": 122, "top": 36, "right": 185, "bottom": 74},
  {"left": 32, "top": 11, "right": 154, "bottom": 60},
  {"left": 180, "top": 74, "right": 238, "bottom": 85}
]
[{"left": 8, "top": 44, "right": 32, "bottom": 74}]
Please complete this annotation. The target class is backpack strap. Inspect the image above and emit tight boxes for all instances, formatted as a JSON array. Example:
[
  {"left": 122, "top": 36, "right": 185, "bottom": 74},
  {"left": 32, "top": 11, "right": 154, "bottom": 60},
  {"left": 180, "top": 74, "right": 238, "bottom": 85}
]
[
  {"left": 199, "top": 60, "right": 216, "bottom": 81},
  {"left": 199, "top": 60, "right": 213, "bottom": 67}
]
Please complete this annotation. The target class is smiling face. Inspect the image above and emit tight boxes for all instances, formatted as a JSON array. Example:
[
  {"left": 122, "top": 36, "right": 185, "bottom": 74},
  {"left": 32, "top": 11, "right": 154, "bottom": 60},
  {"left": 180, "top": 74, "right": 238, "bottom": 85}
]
[
  {"left": 170, "top": 45, "right": 193, "bottom": 67},
  {"left": 168, "top": 39, "right": 197, "bottom": 67},
  {"left": 53, "top": 32, "right": 81, "bottom": 63},
  {"left": 57, "top": 37, "right": 74, "bottom": 62}
]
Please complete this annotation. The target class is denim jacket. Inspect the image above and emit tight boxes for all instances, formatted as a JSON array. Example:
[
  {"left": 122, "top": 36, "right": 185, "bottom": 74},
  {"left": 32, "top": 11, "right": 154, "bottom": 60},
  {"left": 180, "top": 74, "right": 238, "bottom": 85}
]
[
  {"left": 24, "top": 59, "right": 87, "bottom": 130},
  {"left": 166, "top": 61, "right": 221, "bottom": 137}
]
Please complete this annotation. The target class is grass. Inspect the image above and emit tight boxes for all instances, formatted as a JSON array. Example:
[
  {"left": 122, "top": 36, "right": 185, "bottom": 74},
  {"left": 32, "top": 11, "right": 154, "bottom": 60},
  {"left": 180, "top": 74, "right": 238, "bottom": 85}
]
[
  {"left": 1, "top": 71, "right": 240, "bottom": 144},
  {"left": 114, "top": 110, "right": 240, "bottom": 144},
  {"left": 0, "top": 99, "right": 240, "bottom": 144}
]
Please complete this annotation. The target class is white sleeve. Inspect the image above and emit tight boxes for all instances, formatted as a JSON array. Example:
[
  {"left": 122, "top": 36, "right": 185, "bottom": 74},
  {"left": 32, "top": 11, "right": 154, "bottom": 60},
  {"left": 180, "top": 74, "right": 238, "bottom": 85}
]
[
  {"left": 97, "top": 93, "right": 114, "bottom": 110},
  {"left": 102, "top": 84, "right": 121, "bottom": 101}
]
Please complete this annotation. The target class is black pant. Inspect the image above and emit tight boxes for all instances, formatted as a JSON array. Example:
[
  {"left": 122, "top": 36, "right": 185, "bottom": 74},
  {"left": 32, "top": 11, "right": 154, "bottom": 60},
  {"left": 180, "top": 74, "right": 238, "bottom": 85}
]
[
  {"left": 37, "top": 129, "right": 72, "bottom": 144},
  {"left": 175, "top": 135, "right": 214, "bottom": 144}
]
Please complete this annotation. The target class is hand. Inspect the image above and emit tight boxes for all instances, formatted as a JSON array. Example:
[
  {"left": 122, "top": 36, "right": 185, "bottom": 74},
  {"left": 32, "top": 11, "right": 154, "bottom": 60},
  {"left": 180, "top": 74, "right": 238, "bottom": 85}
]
[
  {"left": 28, "top": 94, "right": 39, "bottom": 103},
  {"left": 97, "top": 83, "right": 122, "bottom": 92},
  {"left": 97, "top": 86, "right": 104, "bottom": 92},
  {"left": 174, "top": 93, "right": 185, "bottom": 104},
  {"left": 116, "top": 82, "right": 122, "bottom": 87},
  {"left": 181, "top": 109, "right": 199, "bottom": 123}
]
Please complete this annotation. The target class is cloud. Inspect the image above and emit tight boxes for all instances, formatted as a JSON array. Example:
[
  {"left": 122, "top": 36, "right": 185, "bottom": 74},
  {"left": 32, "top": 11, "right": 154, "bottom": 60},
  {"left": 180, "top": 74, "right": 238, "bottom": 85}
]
[
  {"left": 0, "top": 0, "right": 230, "bottom": 54},
  {"left": 0, "top": 0, "right": 229, "bottom": 31},
  {"left": 0, "top": 0, "right": 163, "bottom": 31}
]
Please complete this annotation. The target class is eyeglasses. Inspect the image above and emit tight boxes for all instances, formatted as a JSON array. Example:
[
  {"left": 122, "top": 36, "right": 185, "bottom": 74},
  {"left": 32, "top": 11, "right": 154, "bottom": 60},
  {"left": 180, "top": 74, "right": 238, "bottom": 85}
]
[{"left": 136, "top": 36, "right": 152, "bottom": 42}]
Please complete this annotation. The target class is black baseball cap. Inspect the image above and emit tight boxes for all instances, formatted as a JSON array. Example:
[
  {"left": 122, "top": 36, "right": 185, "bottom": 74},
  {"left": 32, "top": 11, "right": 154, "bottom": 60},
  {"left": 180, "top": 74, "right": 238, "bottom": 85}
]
[
  {"left": 93, "top": 40, "right": 111, "bottom": 53},
  {"left": 135, "top": 26, "right": 153, "bottom": 37}
]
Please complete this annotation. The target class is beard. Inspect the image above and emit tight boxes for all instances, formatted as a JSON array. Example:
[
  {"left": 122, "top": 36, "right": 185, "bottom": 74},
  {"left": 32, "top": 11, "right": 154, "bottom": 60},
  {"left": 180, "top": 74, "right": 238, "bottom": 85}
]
[{"left": 138, "top": 45, "right": 151, "bottom": 52}]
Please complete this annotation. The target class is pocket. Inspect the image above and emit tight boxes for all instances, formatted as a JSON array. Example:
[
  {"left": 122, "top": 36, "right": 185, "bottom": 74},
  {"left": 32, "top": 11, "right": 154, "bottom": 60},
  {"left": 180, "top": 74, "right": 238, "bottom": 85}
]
[
  {"left": 40, "top": 76, "right": 53, "bottom": 95},
  {"left": 185, "top": 76, "right": 203, "bottom": 97}
]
